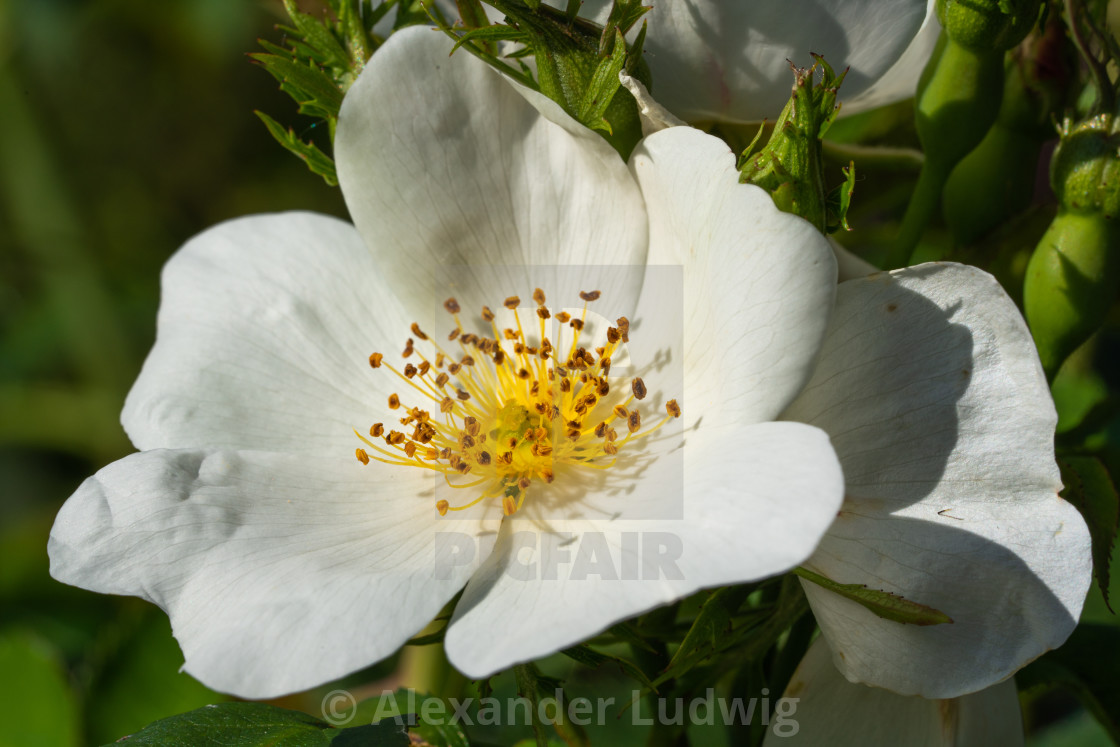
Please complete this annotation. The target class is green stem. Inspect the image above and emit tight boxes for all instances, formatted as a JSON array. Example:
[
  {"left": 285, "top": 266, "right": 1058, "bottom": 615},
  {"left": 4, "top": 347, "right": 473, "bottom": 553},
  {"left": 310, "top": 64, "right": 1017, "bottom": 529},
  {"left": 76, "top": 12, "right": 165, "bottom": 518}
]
[
  {"left": 398, "top": 642, "right": 465, "bottom": 700},
  {"left": 883, "top": 160, "right": 951, "bottom": 269}
]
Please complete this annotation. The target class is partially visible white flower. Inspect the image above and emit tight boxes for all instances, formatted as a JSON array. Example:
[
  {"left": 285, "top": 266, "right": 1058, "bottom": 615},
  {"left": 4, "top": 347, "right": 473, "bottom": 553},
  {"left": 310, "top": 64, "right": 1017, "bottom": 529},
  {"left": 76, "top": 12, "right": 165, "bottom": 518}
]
[
  {"left": 48, "top": 28, "right": 846, "bottom": 697},
  {"left": 584, "top": 0, "right": 940, "bottom": 122},
  {"left": 762, "top": 636, "right": 1024, "bottom": 746},
  {"left": 780, "top": 264, "right": 1091, "bottom": 698}
]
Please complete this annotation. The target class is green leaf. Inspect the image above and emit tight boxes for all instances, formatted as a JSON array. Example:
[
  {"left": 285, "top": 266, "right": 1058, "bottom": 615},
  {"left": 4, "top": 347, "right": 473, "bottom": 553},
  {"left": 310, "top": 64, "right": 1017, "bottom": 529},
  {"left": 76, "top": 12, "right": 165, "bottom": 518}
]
[
  {"left": 662, "top": 586, "right": 751, "bottom": 680},
  {"left": 1060, "top": 456, "right": 1120, "bottom": 611},
  {"left": 280, "top": 0, "right": 352, "bottom": 70},
  {"left": 110, "top": 702, "right": 408, "bottom": 746},
  {"left": 793, "top": 566, "right": 954, "bottom": 626},
  {"left": 250, "top": 53, "right": 344, "bottom": 121},
  {"left": 560, "top": 643, "right": 657, "bottom": 691},
  {"left": 255, "top": 111, "right": 338, "bottom": 186},
  {"left": 352, "top": 689, "right": 470, "bottom": 747},
  {"left": 1018, "top": 623, "right": 1120, "bottom": 742},
  {"left": 0, "top": 630, "right": 79, "bottom": 747},
  {"left": 576, "top": 28, "right": 627, "bottom": 133}
]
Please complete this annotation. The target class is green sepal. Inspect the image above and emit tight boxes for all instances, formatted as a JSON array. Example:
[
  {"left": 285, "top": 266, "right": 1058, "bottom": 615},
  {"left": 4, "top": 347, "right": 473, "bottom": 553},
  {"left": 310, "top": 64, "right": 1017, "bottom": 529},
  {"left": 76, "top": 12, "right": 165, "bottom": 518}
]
[
  {"left": 793, "top": 566, "right": 954, "bottom": 626},
  {"left": 250, "top": 52, "right": 345, "bottom": 124},
  {"left": 825, "top": 160, "right": 856, "bottom": 232},
  {"left": 255, "top": 111, "right": 339, "bottom": 186},
  {"left": 738, "top": 55, "right": 847, "bottom": 233},
  {"left": 483, "top": 0, "right": 648, "bottom": 159},
  {"left": 105, "top": 702, "right": 408, "bottom": 746},
  {"left": 1059, "top": 456, "right": 1119, "bottom": 611}
]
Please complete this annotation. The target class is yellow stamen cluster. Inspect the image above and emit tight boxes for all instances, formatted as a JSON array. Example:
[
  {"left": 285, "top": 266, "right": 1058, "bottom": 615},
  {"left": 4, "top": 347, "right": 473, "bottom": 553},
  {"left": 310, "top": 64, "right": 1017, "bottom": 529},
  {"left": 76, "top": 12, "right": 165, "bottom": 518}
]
[{"left": 354, "top": 289, "right": 680, "bottom": 517}]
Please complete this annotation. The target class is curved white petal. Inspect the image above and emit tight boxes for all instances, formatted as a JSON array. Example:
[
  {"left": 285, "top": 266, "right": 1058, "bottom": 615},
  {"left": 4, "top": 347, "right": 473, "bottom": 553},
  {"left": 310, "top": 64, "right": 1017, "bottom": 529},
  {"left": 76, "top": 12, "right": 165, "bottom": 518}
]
[
  {"left": 635, "top": 0, "right": 932, "bottom": 123},
  {"left": 49, "top": 449, "right": 500, "bottom": 698},
  {"left": 842, "top": 2, "right": 941, "bottom": 115},
  {"left": 782, "top": 263, "right": 1092, "bottom": 698},
  {"left": 444, "top": 420, "right": 843, "bottom": 677},
  {"left": 335, "top": 27, "right": 649, "bottom": 323},
  {"left": 830, "top": 238, "right": 878, "bottom": 281},
  {"left": 630, "top": 127, "right": 836, "bottom": 425},
  {"left": 122, "top": 212, "right": 413, "bottom": 456},
  {"left": 763, "top": 637, "right": 1023, "bottom": 746}
]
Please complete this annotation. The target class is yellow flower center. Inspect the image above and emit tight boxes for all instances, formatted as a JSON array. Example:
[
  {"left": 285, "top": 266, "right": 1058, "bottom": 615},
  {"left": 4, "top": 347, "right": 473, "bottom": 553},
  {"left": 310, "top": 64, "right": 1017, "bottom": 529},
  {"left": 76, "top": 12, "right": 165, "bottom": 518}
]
[{"left": 354, "top": 289, "right": 680, "bottom": 517}]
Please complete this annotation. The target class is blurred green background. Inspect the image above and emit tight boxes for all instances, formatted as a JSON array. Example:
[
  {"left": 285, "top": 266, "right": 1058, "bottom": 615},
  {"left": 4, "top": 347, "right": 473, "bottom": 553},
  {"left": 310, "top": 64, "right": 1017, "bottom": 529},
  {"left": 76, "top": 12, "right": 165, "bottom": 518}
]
[{"left": 1, "top": 0, "right": 1118, "bottom": 745}]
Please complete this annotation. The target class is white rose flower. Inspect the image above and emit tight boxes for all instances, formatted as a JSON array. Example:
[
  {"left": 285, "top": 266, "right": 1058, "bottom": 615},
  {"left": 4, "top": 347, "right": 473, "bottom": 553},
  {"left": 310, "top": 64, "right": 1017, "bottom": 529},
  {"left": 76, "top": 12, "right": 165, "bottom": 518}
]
[{"left": 48, "top": 27, "right": 845, "bottom": 698}]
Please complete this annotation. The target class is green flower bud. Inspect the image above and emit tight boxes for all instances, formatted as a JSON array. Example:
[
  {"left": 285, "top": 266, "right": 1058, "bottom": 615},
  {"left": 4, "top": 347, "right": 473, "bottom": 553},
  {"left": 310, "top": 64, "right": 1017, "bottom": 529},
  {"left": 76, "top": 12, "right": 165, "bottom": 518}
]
[
  {"left": 1051, "top": 114, "right": 1120, "bottom": 217},
  {"left": 937, "top": 0, "right": 1042, "bottom": 52},
  {"left": 885, "top": 0, "right": 1041, "bottom": 267},
  {"left": 738, "top": 57, "right": 848, "bottom": 234},
  {"left": 943, "top": 16, "right": 1072, "bottom": 245},
  {"left": 1024, "top": 113, "right": 1120, "bottom": 379}
]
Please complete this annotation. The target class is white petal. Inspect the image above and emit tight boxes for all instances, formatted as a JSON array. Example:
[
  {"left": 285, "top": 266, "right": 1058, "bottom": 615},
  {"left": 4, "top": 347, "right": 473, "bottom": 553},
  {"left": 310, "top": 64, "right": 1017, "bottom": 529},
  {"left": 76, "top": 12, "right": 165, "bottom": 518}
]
[
  {"left": 49, "top": 449, "right": 500, "bottom": 698},
  {"left": 842, "top": 2, "right": 941, "bottom": 115},
  {"left": 122, "top": 213, "right": 412, "bottom": 456},
  {"left": 782, "top": 263, "right": 1092, "bottom": 698},
  {"left": 636, "top": 0, "right": 932, "bottom": 122},
  {"left": 830, "top": 238, "right": 878, "bottom": 281},
  {"left": 763, "top": 637, "right": 1023, "bottom": 746},
  {"left": 630, "top": 127, "right": 836, "bottom": 425},
  {"left": 335, "top": 27, "right": 649, "bottom": 322},
  {"left": 444, "top": 420, "right": 843, "bottom": 677}
]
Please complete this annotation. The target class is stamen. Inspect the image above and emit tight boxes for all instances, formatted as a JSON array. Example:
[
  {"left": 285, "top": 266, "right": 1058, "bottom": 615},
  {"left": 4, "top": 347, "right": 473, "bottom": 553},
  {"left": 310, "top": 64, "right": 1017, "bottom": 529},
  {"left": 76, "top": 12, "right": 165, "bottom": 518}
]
[{"left": 355, "top": 289, "right": 678, "bottom": 518}]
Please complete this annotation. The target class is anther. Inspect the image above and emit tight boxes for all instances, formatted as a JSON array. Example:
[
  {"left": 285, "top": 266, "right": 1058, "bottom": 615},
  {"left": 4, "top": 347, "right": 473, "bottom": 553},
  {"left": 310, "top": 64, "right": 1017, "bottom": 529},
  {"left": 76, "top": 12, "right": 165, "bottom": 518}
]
[
  {"left": 448, "top": 328, "right": 461, "bottom": 341},
  {"left": 533, "top": 288, "right": 546, "bottom": 305},
  {"left": 556, "top": 311, "right": 571, "bottom": 323},
  {"left": 482, "top": 305, "right": 495, "bottom": 322},
  {"left": 388, "top": 394, "right": 401, "bottom": 410},
  {"left": 504, "top": 296, "right": 520, "bottom": 309},
  {"left": 402, "top": 339, "right": 414, "bottom": 358},
  {"left": 404, "top": 364, "right": 417, "bottom": 378},
  {"left": 355, "top": 448, "right": 370, "bottom": 465},
  {"left": 444, "top": 298, "right": 461, "bottom": 314},
  {"left": 579, "top": 290, "right": 601, "bottom": 302},
  {"left": 616, "top": 316, "right": 630, "bottom": 342},
  {"left": 440, "top": 396, "right": 454, "bottom": 413},
  {"left": 666, "top": 400, "right": 681, "bottom": 418},
  {"left": 437, "top": 500, "right": 450, "bottom": 516},
  {"left": 537, "top": 307, "right": 551, "bottom": 319},
  {"left": 613, "top": 404, "right": 628, "bottom": 419},
  {"left": 370, "top": 423, "right": 384, "bottom": 437},
  {"left": 410, "top": 323, "right": 428, "bottom": 340},
  {"left": 632, "top": 378, "right": 647, "bottom": 400},
  {"left": 628, "top": 411, "right": 641, "bottom": 433},
  {"left": 369, "top": 352, "right": 384, "bottom": 368},
  {"left": 457, "top": 390, "right": 470, "bottom": 401}
]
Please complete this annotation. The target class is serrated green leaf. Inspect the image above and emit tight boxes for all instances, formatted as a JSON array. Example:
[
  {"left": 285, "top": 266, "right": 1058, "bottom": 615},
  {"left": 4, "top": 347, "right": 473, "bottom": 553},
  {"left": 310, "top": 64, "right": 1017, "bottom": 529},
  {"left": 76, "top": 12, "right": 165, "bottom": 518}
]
[
  {"left": 576, "top": 28, "right": 626, "bottom": 125},
  {"left": 110, "top": 702, "right": 408, "bottom": 747},
  {"left": 251, "top": 54, "right": 344, "bottom": 121},
  {"left": 1018, "top": 623, "right": 1120, "bottom": 742},
  {"left": 256, "top": 111, "right": 338, "bottom": 186},
  {"left": 793, "top": 567, "right": 953, "bottom": 625},
  {"left": 658, "top": 586, "right": 751, "bottom": 683},
  {"left": 281, "top": 0, "right": 352, "bottom": 69},
  {"left": 1060, "top": 456, "right": 1119, "bottom": 611},
  {"left": 561, "top": 644, "right": 657, "bottom": 691}
]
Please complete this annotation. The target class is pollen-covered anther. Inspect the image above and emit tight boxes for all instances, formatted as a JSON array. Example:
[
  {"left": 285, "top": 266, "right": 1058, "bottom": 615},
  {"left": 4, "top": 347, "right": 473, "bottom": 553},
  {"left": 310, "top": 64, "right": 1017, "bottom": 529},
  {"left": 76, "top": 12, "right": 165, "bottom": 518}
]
[{"left": 355, "top": 288, "right": 679, "bottom": 519}]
